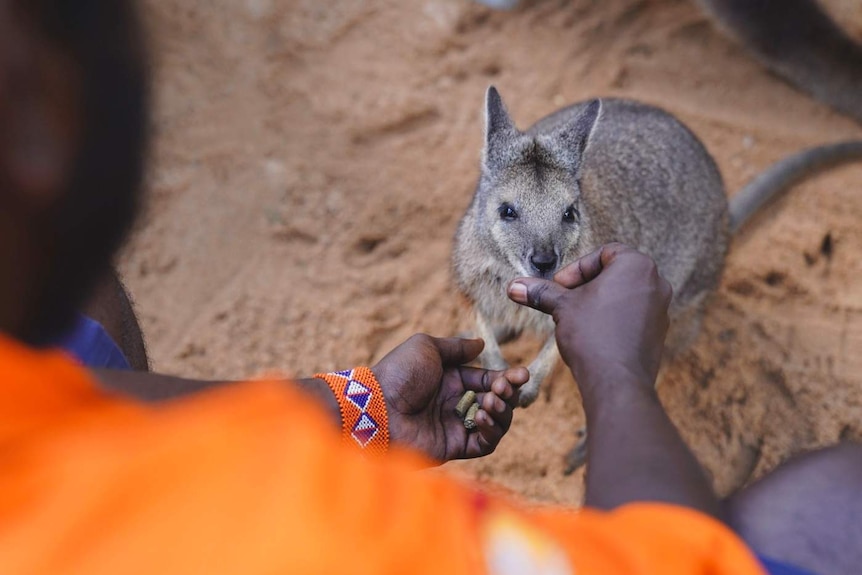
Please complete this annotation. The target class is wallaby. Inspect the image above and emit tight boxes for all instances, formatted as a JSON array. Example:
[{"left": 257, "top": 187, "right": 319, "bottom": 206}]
[{"left": 452, "top": 86, "right": 862, "bottom": 408}]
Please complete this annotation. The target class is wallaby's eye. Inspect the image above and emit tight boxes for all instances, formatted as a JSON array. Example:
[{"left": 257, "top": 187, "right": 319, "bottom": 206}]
[
  {"left": 563, "top": 205, "right": 579, "bottom": 223},
  {"left": 498, "top": 203, "right": 518, "bottom": 221}
]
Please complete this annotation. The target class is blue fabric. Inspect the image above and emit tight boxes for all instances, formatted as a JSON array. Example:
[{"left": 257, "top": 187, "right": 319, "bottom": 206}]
[
  {"left": 759, "top": 554, "right": 819, "bottom": 575},
  {"left": 53, "top": 314, "right": 131, "bottom": 370}
]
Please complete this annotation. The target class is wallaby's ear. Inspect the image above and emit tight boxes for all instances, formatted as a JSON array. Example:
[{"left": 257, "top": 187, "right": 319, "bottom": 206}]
[
  {"left": 485, "top": 86, "right": 514, "bottom": 141},
  {"left": 539, "top": 99, "right": 602, "bottom": 172},
  {"left": 483, "top": 86, "right": 518, "bottom": 172},
  {"left": 567, "top": 99, "right": 601, "bottom": 157}
]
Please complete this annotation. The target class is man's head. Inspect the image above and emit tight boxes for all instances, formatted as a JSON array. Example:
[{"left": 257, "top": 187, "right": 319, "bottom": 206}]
[{"left": 0, "top": 0, "right": 148, "bottom": 343}]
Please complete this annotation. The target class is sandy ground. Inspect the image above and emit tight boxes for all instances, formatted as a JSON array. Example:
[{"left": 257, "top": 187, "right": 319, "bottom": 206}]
[{"left": 124, "top": 0, "right": 862, "bottom": 505}]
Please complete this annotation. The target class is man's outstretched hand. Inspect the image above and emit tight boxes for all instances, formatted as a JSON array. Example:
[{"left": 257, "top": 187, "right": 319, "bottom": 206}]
[
  {"left": 505, "top": 243, "right": 721, "bottom": 518},
  {"left": 95, "top": 332, "right": 526, "bottom": 465},
  {"left": 373, "top": 334, "right": 528, "bottom": 464},
  {"left": 507, "top": 242, "right": 672, "bottom": 390}
]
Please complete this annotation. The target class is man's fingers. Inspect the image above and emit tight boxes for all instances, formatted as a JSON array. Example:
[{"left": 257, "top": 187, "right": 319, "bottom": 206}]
[
  {"left": 552, "top": 245, "right": 605, "bottom": 288},
  {"left": 553, "top": 242, "right": 629, "bottom": 288},
  {"left": 481, "top": 390, "right": 512, "bottom": 428},
  {"left": 507, "top": 277, "right": 570, "bottom": 315},
  {"left": 432, "top": 336, "right": 484, "bottom": 366},
  {"left": 460, "top": 373, "right": 520, "bottom": 458},
  {"left": 459, "top": 366, "right": 494, "bottom": 393},
  {"left": 471, "top": 409, "right": 505, "bottom": 456},
  {"left": 460, "top": 366, "right": 528, "bottom": 395},
  {"left": 492, "top": 368, "right": 527, "bottom": 405}
]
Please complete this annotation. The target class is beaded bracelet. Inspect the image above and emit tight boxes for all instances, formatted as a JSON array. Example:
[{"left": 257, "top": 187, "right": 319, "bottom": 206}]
[{"left": 314, "top": 367, "right": 390, "bottom": 454}]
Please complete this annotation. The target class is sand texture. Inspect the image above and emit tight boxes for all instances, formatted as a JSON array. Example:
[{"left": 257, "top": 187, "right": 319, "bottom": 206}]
[{"left": 125, "top": 0, "right": 862, "bottom": 504}]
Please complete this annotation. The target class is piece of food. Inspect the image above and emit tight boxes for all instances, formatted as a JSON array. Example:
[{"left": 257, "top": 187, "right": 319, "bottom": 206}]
[
  {"left": 463, "top": 402, "right": 481, "bottom": 430},
  {"left": 454, "top": 390, "right": 477, "bottom": 419}
]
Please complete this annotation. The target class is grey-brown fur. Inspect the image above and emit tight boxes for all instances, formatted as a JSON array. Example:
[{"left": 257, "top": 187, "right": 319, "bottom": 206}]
[{"left": 453, "top": 87, "right": 862, "bottom": 407}]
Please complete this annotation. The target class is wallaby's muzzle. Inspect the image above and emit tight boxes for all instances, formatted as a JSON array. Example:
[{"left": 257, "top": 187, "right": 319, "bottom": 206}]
[{"left": 529, "top": 249, "right": 558, "bottom": 277}]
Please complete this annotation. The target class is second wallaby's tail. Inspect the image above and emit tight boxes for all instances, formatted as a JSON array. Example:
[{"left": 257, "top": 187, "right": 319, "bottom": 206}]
[
  {"left": 729, "top": 141, "right": 862, "bottom": 234},
  {"left": 695, "top": 0, "right": 862, "bottom": 124}
]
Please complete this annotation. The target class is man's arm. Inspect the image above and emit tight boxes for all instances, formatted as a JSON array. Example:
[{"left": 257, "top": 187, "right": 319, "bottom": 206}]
[
  {"left": 84, "top": 269, "right": 150, "bottom": 371},
  {"left": 508, "top": 243, "right": 722, "bottom": 519},
  {"left": 575, "top": 365, "right": 722, "bottom": 517},
  {"left": 92, "top": 334, "right": 528, "bottom": 464},
  {"left": 93, "top": 368, "right": 341, "bottom": 419}
]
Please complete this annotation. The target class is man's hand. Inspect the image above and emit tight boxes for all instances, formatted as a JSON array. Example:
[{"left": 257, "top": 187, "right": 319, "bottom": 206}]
[
  {"left": 373, "top": 334, "right": 528, "bottom": 464},
  {"left": 506, "top": 243, "right": 720, "bottom": 518},
  {"left": 507, "top": 242, "right": 672, "bottom": 392},
  {"left": 94, "top": 332, "right": 527, "bottom": 465}
]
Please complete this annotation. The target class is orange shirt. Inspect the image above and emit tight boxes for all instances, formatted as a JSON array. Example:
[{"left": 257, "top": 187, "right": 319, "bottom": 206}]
[{"left": 0, "top": 335, "right": 765, "bottom": 574}]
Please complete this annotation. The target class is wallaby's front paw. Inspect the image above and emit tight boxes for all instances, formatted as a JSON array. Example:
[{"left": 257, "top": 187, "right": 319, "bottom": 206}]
[
  {"left": 485, "top": 359, "right": 509, "bottom": 371},
  {"left": 517, "top": 379, "right": 541, "bottom": 407},
  {"left": 478, "top": 351, "right": 508, "bottom": 371},
  {"left": 520, "top": 353, "right": 555, "bottom": 407}
]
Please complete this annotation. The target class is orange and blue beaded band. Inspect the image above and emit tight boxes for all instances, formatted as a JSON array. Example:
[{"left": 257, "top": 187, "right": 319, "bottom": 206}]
[{"left": 314, "top": 367, "right": 390, "bottom": 454}]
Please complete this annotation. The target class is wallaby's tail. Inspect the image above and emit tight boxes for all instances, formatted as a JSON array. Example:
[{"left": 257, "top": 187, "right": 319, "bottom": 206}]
[{"left": 730, "top": 141, "right": 862, "bottom": 234}]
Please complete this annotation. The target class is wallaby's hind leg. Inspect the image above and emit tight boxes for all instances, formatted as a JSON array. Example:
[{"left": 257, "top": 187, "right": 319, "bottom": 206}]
[
  {"left": 520, "top": 335, "right": 559, "bottom": 407},
  {"left": 564, "top": 426, "right": 588, "bottom": 475},
  {"left": 664, "top": 294, "right": 709, "bottom": 360},
  {"left": 475, "top": 312, "right": 508, "bottom": 371}
]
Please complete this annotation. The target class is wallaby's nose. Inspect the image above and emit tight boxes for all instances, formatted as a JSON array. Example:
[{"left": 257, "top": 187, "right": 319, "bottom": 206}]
[{"left": 530, "top": 251, "right": 558, "bottom": 274}]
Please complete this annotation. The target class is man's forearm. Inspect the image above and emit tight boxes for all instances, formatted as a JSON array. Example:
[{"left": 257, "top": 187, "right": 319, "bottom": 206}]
[
  {"left": 578, "top": 364, "right": 722, "bottom": 520},
  {"left": 92, "top": 369, "right": 341, "bottom": 424}
]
